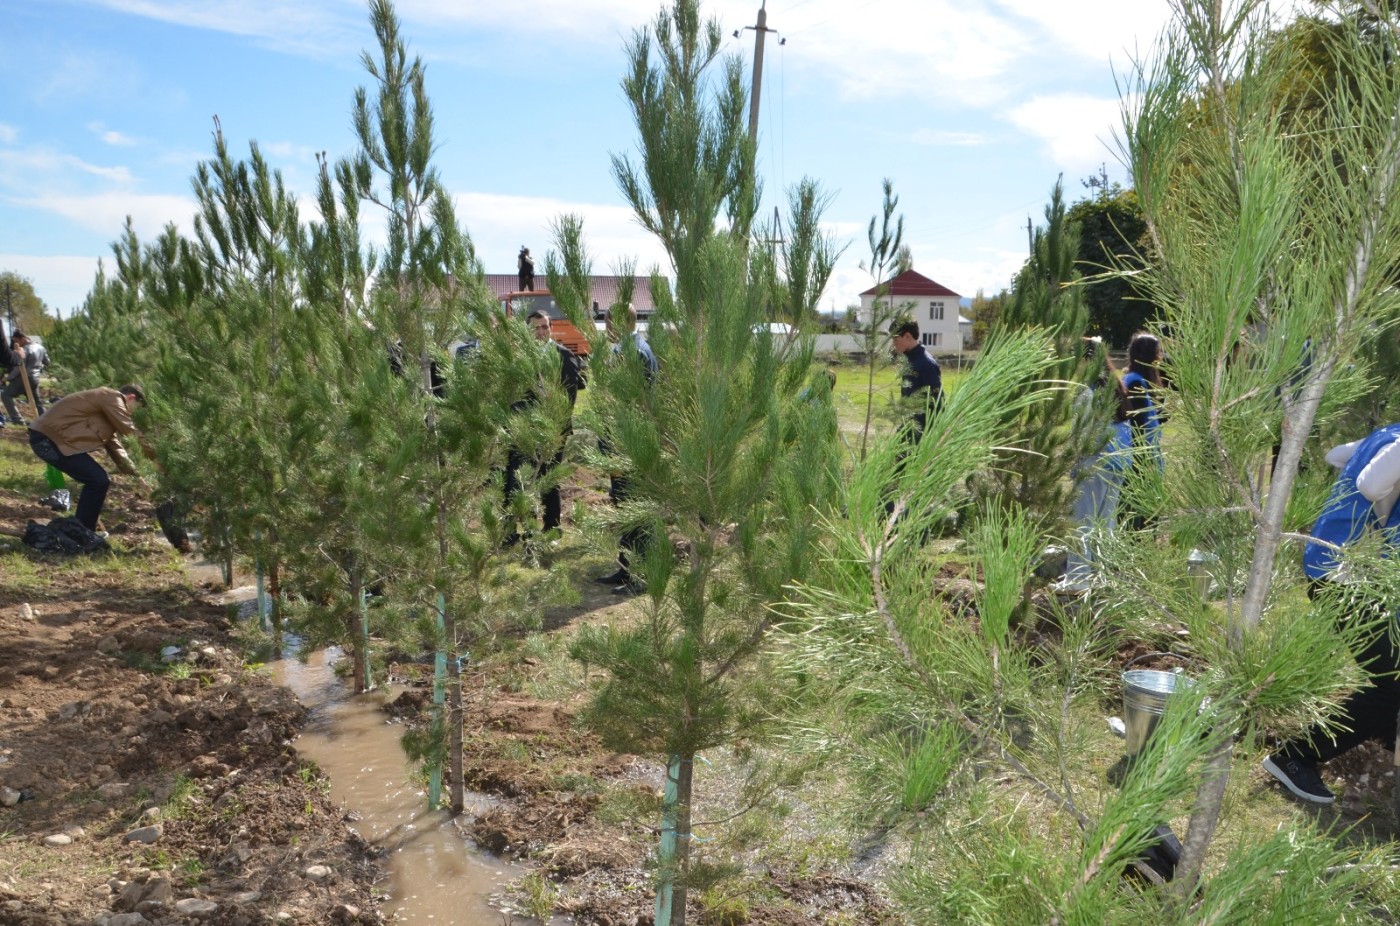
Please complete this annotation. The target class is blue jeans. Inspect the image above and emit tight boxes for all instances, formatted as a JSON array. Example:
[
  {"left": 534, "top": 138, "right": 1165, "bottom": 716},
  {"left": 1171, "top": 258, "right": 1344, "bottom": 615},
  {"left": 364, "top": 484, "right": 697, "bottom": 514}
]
[{"left": 29, "top": 430, "right": 109, "bottom": 531}]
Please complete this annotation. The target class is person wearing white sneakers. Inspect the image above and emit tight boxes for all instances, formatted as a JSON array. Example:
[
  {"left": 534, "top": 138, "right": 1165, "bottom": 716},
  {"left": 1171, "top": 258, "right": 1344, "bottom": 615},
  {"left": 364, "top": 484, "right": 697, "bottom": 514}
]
[{"left": 27, "top": 385, "right": 153, "bottom": 535}]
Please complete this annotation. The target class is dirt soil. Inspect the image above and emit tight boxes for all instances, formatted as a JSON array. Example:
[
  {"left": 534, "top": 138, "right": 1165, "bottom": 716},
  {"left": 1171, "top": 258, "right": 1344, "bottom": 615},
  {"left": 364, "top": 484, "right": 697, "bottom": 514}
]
[
  {"left": 0, "top": 426, "right": 380, "bottom": 926},
  {"left": 9, "top": 413, "right": 1389, "bottom": 926},
  {"left": 0, "top": 423, "right": 895, "bottom": 926}
]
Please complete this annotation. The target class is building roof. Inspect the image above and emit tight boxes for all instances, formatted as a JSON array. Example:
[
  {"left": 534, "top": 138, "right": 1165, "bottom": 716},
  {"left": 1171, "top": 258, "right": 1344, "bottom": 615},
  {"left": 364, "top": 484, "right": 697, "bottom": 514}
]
[
  {"left": 858, "top": 269, "right": 961, "bottom": 299},
  {"left": 483, "top": 274, "right": 663, "bottom": 314}
]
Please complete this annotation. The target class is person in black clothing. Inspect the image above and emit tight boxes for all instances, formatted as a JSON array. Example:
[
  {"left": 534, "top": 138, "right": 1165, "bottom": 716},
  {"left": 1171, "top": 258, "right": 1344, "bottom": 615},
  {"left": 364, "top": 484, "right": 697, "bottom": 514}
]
[
  {"left": 594, "top": 303, "right": 659, "bottom": 594},
  {"left": 889, "top": 318, "right": 942, "bottom": 441},
  {"left": 517, "top": 246, "right": 535, "bottom": 291},
  {"left": 504, "top": 309, "right": 584, "bottom": 545}
]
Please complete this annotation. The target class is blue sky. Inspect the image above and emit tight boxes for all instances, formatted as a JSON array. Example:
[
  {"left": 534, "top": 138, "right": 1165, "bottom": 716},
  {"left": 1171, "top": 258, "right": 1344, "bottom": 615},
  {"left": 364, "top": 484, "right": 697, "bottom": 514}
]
[{"left": 0, "top": 0, "right": 1300, "bottom": 318}]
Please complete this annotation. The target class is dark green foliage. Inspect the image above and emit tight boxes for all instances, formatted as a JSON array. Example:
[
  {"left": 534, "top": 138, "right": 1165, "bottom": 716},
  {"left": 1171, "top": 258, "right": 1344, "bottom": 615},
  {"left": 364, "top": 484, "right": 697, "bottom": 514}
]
[
  {"left": 972, "top": 178, "right": 1106, "bottom": 537},
  {"left": 0, "top": 271, "right": 56, "bottom": 337},
  {"left": 1066, "top": 185, "right": 1152, "bottom": 348}
]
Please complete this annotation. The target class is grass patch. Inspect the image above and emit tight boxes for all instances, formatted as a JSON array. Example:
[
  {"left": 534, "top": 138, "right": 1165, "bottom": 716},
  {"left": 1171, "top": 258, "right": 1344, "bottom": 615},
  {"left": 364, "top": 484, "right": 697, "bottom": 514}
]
[
  {"left": 514, "top": 869, "right": 560, "bottom": 921},
  {"left": 160, "top": 775, "right": 201, "bottom": 822},
  {"left": 595, "top": 783, "right": 660, "bottom": 826},
  {"left": 512, "top": 631, "right": 589, "bottom": 701}
]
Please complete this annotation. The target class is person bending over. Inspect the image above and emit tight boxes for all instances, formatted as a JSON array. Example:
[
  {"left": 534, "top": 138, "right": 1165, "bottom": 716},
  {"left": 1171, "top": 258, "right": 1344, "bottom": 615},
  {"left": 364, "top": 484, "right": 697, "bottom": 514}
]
[{"left": 28, "top": 385, "right": 153, "bottom": 533}]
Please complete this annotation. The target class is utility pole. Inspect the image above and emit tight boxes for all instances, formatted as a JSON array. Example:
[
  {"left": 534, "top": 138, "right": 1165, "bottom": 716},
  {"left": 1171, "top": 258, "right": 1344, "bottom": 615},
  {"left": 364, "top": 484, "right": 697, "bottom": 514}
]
[
  {"left": 1026, "top": 216, "right": 1034, "bottom": 255},
  {"left": 738, "top": 2, "right": 781, "bottom": 144}
]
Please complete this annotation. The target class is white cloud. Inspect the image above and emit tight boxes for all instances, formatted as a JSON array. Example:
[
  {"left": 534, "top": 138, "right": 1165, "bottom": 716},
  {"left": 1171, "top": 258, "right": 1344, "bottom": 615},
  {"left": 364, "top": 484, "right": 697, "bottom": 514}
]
[
  {"left": 1005, "top": 93, "right": 1124, "bottom": 174},
  {"left": 77, "top": 0, "right": 363, "bottom": 58},
  {"left": 0, "top": 123, "right": 17, "bottom": 144},
  {"left": 453, "top": 190, "right": 671, "bottom": 277},
  {"left": 88, "top": 122, "right": 139, "bottom": 146},
  {"left": 0, "top": 254, "right": 106, "bottom": 317},
  {"left": 262, "top": 141, "right": 321, "bottom": 163},
  {"left": 0, "top": 148, "right": 134, "bottom": 187},
  {"left": 9, "top": 192, "right": 197, "bottom": 239},
  {"left": 911, "top": 129, "right": 988, "bottom": 147},
  {"left": 993, "top": 0, "right": 1177, "bottom": 64}
]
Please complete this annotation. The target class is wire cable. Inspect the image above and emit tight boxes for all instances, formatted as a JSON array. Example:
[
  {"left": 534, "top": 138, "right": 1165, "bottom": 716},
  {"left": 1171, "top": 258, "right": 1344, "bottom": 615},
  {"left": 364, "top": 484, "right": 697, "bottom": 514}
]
[{"left": 786, "top": 0, "right": 886, "bottom": 38}]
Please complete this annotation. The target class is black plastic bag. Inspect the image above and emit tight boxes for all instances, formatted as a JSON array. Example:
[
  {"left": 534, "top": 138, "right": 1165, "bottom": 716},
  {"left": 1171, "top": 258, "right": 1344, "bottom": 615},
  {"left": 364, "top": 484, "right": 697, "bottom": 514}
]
[
  {"left": 38, "top": 489, "right": 71, "bottom": 512},
  {"left": 155, "top": 500, "right": 192, "bottom": 553},
  {"left": 22, "top": 518, "right": 110, "bottom": 555},
  {"left": 1126, "top": 823, "right": 1184, "bottom": 883}
]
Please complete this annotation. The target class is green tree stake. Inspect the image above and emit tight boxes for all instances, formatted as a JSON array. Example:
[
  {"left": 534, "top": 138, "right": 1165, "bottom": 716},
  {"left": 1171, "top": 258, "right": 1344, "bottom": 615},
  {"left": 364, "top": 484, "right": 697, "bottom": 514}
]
[
  {"left": 428, "top": 593, "right": 447, "bottom": 811},
  {"left": 654, "top": 755, "right": 680, "bottom": 926},
  {"left": 359, "top": 585, "right": 371, "bottom": 693},
  {"left": 255, "top": 560, "right": 270, "bottom": 634}
]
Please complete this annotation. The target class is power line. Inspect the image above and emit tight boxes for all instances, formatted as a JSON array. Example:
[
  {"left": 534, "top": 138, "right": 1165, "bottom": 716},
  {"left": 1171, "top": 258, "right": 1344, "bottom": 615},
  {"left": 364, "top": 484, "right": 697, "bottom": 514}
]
[{"left": 785, "top": 0, "right": 886, "bottom": 38}]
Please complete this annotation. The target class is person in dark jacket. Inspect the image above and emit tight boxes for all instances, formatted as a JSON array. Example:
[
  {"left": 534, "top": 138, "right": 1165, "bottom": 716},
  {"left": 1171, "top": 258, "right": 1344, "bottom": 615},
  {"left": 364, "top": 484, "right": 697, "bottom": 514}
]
[
  {"left": 504, "top": 310, "right": 584, "bottom": 545},
  {"left": 517, "top": 247, "right": 535, "bottom": 291},
  {"left": 1263, "top": 424, "right": 1400, "bottom": 805},
  {"left": 594, "top": 303, "right": 658, "bottom": 594},
  {"left": 889, "top": 318, "right": 941, "bottom": 441}
]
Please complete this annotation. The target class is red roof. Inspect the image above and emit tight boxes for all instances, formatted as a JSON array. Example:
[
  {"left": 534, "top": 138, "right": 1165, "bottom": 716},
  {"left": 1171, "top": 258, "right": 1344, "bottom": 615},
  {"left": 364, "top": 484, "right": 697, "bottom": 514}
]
[
  {"left": 483, "top": 274, "right": 662, "bottom": 314},
  {"left": 858, "top": 269, "right": 961, "bottom": 299}
]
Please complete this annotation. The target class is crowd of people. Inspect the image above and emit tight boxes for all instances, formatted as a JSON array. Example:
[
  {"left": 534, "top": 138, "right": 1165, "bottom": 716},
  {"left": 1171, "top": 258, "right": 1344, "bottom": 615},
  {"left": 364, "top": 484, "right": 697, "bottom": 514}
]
[
  {"left": 882, "top": 315, "right": 1397, "bottom": 808},
  {"left": 6, "top": 306, "right": 1397, "bottom": 804}
]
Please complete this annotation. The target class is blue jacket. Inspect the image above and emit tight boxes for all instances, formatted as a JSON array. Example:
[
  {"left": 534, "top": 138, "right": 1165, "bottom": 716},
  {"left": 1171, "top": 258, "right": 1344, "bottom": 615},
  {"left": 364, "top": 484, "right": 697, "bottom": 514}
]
[
  {"left": 1121, "top": 370, "right": 1161, "bottom": 448},
  {"left": 1303, "top": 424, "right": 1400, "bottom": 580},
  {"left": 613, "top": 333, "right": 657, "bottom": 382},
  {"left": 899, "top": 343, "right": 942, "bottom": 439}
]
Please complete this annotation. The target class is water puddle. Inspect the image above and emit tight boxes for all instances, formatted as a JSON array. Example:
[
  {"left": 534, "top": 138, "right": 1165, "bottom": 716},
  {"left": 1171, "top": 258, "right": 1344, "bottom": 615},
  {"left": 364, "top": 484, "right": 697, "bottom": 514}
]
[{"left": 274, "top": 648, "right": 528, "bottom": 924}]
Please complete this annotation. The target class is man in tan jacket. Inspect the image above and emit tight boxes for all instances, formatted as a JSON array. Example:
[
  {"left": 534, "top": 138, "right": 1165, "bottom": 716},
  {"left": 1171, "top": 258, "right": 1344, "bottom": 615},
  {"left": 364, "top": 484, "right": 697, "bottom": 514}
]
[{"left": 28, "top": 385, "right": 151, "bottom": 532}]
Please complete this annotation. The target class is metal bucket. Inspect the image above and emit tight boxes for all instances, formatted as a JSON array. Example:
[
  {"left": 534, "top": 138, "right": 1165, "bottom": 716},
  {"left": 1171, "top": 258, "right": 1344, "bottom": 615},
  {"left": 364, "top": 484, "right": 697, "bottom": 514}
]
[{"left": 1123, "top": 668, "right": 1194, "bottom": 757}]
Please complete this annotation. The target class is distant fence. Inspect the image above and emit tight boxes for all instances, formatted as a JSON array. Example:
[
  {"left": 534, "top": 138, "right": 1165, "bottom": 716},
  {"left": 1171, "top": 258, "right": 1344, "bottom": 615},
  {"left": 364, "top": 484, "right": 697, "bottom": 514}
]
[{"left": 813, "top": 333, "right": 979, "bottom": 369}]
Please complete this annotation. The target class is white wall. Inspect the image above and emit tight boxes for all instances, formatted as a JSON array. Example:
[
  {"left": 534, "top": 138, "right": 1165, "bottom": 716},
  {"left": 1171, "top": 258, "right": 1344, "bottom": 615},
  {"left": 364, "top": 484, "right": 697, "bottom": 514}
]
[{"left": 859, "top": 295, "right": 964, "bottom": 352}]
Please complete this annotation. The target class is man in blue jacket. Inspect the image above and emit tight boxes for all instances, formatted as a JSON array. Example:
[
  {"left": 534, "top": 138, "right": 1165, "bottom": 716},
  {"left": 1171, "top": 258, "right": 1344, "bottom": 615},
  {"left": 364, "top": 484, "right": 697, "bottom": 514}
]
[
  {"left": 889, "top": 318, "right": 941, "bottom": 442},
  {"left": 1264, "top": 423, "right": 1400, "bottom": 804}
]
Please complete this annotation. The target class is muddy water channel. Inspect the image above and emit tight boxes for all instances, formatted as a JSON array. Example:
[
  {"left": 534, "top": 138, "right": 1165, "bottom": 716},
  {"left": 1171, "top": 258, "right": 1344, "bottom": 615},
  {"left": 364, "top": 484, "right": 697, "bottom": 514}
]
[{"left": 274, "top": 647, "right": 529, "bottom": 924}]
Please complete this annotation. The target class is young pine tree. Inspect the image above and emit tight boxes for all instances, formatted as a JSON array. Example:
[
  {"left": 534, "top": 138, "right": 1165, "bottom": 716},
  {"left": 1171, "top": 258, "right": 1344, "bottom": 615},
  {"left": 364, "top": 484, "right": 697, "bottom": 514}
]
[
  {"left": 972, "top": 177, "right": 1106, "bottom": 540},
  {"left": 568, "top": 3, "right": 840, "bottom": 923}
]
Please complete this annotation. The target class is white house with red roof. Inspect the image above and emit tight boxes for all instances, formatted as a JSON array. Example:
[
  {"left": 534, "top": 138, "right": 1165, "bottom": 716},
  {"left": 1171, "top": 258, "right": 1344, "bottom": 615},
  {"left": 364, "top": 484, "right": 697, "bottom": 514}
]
[{"left": 859, "top": 269, "right": 967, "bottom": 352}]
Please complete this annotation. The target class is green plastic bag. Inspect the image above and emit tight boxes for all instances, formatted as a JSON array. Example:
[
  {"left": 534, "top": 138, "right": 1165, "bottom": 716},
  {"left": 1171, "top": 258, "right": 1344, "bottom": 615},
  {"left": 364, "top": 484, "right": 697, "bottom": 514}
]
[{"left": 44, "top": 465, "right": 65, "bottom": 490}]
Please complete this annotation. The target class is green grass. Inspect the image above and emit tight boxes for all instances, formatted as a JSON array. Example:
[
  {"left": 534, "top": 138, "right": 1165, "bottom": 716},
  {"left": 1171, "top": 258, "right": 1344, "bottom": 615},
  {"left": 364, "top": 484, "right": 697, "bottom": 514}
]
[
  {"left": 0, "top": 425, "right": 49, "bottom": 490},
  {"left": 829, "top": 358, "right": 969, "bottom": 436}
]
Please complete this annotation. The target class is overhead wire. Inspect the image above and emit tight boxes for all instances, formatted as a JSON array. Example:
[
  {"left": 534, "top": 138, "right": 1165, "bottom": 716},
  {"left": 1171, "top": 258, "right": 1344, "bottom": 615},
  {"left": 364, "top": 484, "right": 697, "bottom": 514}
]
[{"left": 785, "top": 0, "right": 887, "bottom": 38}]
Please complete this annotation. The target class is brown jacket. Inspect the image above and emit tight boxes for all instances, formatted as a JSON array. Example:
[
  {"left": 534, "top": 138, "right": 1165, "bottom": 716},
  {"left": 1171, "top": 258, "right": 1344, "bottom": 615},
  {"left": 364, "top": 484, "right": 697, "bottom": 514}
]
[{"left": 32, "top": 388, "right": 140, "bottom": 475}]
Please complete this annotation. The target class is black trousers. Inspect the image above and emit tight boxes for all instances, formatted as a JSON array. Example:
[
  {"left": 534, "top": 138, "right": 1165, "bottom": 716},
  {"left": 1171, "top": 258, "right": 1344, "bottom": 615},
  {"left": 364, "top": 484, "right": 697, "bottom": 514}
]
[
  {"left": 504, "top": 447, "right": 562, "bottom": 533},
  {"left": 29, "top": 430, "right": 109, "bottom": 531},
  {"left": 609, "top": 473, "right": 650, "bottom": 572},
  {"left": 1281, "top": 581, "right": 1400, "bottom": 763}
]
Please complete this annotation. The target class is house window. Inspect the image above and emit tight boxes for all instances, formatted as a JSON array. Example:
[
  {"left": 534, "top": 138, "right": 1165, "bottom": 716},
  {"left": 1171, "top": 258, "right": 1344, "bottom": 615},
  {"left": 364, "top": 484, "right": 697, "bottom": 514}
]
[
  {"left": 929, "top": 301, "right": 944, "bottom": 321},
  {"left": 922, "top": 332, "right": 941, "bottom": 347}
]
